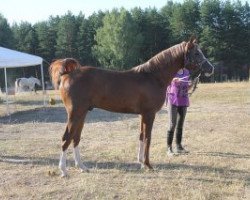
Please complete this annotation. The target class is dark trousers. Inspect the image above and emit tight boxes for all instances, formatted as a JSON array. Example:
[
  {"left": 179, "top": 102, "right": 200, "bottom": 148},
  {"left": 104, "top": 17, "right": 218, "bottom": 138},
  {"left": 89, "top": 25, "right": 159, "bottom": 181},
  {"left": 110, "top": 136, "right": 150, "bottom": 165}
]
[{"left": 167, "top": 104, "right": 187, "bottom": 147}]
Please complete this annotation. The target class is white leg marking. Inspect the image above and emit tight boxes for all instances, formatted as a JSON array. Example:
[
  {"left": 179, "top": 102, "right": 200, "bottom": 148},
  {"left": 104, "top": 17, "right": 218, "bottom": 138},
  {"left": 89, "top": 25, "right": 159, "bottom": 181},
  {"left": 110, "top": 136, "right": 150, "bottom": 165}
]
[
  {"left": 73, "top": 146, "right": 88, "bottom": 172},
  {"left": 138, "top": 141, "right": 144, "bottom": 164},
  {"left": 59, "top": 151, "right": 67, "bottom": 177}
]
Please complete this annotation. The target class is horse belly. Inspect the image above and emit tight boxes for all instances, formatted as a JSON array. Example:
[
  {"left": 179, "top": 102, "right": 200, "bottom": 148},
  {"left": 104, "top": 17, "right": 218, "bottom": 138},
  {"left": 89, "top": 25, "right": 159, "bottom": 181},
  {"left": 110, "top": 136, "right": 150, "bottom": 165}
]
[
  {"left": 94, "top": 91, "right": 141, "bottom": 114},
  {"left": 92, "top": 85, "right": 163, "bottom": 114}
]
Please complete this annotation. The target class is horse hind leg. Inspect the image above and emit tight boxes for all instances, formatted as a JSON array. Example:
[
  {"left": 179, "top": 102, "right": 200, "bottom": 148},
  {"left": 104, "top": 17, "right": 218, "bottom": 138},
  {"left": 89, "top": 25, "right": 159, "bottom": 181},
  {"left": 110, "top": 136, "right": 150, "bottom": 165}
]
[
  {"left": 72, "top": 119, "right": 89, "bottom": 173},
  {"left": 59, "top": 126, "right": 70, "bottom": 177}
]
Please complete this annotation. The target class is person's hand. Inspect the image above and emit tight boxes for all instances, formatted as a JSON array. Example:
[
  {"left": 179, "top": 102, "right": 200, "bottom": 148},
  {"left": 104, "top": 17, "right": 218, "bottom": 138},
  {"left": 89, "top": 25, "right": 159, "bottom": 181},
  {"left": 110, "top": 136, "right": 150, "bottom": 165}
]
[{"left": 172, "top": 78, "right": 180, "bottom": 83}]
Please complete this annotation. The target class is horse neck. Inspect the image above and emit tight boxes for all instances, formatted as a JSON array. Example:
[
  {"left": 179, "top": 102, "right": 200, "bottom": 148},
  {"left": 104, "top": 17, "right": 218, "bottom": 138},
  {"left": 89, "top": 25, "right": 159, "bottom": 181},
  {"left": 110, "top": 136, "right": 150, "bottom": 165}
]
[
  {"left": 32, "top": 78, "right": 40, "bottom": 85},
  {"left": 147, "top": 42, "right": 186, "bottom": 87}
]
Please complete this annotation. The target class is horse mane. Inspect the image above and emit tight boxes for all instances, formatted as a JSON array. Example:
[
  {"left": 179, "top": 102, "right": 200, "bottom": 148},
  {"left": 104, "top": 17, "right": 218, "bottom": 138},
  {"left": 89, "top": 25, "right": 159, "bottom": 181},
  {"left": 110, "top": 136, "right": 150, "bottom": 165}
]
[{"left": 133, "top": 42, "right": 187, "bottom": 73}]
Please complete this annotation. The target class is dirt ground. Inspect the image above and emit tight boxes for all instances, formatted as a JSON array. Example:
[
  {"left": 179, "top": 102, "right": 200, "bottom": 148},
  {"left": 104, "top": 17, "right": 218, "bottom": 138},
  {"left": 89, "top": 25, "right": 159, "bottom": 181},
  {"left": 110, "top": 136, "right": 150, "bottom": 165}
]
[{"left": 0, "top": 82, "right": 249, "bottom": 200}]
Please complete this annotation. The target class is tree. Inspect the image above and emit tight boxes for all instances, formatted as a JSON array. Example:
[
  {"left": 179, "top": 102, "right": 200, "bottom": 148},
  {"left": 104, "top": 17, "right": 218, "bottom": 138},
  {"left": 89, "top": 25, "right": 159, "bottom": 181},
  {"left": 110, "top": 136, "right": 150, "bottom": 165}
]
[
  {"left": 93, "top": 9, "right": 143, "bottom": 70},
  {"left": 170, "top": 0, "right": 201, "bottom": 41},
  {"left": 132, "top": 7, "right": 170, "bottom": 62},
  {"left": 12, "top": 22, "right": 38, "bottom": 54},
  {"left": 0, "top": 14, "right": 13, "bottom": 48},
  {"left": 76, "top": 11, "right": 105, "bottom": 65},
  {"left": 220, "top": 0, "right": 249, "bottom": 79},
  {"left": 200, "top": 0, "right": 224, "bottom": 62},
  {"left": 160, "top": 1, "right": 177, "bottom": 45},
  {"left": 34, "top": 21, "right": 57, "bottom": 62},
  {"left": 55, "top": 11, "right": 78, "bottom": 58}
]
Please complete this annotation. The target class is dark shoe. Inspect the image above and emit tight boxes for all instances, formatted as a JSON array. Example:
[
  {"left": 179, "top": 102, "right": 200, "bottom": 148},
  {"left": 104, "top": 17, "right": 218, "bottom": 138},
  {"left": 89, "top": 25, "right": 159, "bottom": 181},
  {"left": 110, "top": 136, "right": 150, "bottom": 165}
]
[
  {"left": 167, "top": 147, "right": 175, "bottom": 156},
  {"left": 176, "top": 145, "right": 189, "bottom": 154}
]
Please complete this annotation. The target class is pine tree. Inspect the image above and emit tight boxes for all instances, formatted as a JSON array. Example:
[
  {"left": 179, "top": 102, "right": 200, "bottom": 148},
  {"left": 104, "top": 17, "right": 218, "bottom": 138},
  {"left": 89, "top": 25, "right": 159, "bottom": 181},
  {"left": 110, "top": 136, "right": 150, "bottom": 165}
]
[
  {"left": 170, "top": 0, "right": 200, "bottom": 41},
  {"left": 55, "top": 11, "right": 78, "bottom": 58},
  {"left": 0, "top": 14, "right": 13, "bottom": 48}
]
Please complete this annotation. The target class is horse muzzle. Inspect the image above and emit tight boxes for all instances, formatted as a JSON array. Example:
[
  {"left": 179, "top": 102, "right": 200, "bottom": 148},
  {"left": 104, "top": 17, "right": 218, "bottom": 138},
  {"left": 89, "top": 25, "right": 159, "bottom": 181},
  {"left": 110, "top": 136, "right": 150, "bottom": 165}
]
[{"left": 200, "top": 60, "right": 214, "bottom": 77}]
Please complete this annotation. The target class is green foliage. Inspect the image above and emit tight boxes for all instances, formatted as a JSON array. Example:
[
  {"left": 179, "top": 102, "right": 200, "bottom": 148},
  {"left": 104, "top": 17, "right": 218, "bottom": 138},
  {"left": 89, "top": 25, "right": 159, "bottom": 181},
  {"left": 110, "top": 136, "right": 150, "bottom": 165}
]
[
  {"left": 93, "top": 9, "right": 143, "bottom": 69},
  {"left": 55, "top": 11, "right": 78, "bottom": 58},
  {"left": 170, "top": 0, "right": 201, "bottom": 42},
  {"left": 132, "top": 7, "right": 170, "bottom": 62},
  {"left": 34, "top": 21, "right": 57, "bottom": 62},
  {"left": 0, "top": 14, "right": 13, "bottom": 48},
  {"left": 200, "top": 0, "right": 223, "bottom": 62},
  {"left": 76, "top": 11, "right": 105, "bottom": 65},
  {"left": 12, "top": 22, "right": 38, "bottom": 54}
]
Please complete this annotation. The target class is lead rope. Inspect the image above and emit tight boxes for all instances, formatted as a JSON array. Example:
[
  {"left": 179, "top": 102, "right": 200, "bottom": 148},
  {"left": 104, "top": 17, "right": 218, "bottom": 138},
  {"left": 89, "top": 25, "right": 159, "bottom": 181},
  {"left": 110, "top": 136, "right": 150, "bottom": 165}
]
[{"left": 189, "top": 73, "right": 201, "bottom": 97}]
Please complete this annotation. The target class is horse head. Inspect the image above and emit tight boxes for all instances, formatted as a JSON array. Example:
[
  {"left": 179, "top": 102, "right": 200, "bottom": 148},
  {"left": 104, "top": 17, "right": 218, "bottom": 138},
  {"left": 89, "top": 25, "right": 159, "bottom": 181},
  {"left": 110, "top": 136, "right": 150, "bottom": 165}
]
[
  {"left": 30, "top": 77, "right": 41, "bottom": 86},
  {"left": 184, "top": 36, "right": 214, "bottom": 77}
]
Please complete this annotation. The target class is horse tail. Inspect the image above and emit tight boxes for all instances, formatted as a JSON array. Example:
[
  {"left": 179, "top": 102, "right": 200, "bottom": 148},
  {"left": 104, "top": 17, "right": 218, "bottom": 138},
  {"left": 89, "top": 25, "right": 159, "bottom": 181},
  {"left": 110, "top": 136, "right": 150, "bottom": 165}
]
[{"left": 49, "top": 58, "right": 81, "bottom": 90}]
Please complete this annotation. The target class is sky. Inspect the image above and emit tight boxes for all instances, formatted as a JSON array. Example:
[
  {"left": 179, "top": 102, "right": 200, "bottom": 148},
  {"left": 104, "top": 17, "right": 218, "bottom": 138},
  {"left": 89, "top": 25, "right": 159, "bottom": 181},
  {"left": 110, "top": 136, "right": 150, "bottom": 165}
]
[{"left": 1, "top": 0, "right": 175, "bottom": 25}]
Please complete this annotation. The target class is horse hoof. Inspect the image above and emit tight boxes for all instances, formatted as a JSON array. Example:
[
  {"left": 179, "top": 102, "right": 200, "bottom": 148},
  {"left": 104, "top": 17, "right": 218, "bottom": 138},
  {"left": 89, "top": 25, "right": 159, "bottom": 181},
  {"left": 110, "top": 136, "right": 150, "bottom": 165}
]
[
  {"left": 140, "top": 164, "right": 153, "bottom": 171},
  {"left": 80, "top": 168, "right": 89, "bottom": 173},
  {"left": 61, "top": 172, "right": 68, "bottom": 178},
  {"left": 76, "top": 164, "right": 89, "bottom": 173},
  {"left": 142, "top": 163, "right": 154, "bottom": 171},
  {"left": 79, "top": 166, "right": 89, "bottom": 173}
]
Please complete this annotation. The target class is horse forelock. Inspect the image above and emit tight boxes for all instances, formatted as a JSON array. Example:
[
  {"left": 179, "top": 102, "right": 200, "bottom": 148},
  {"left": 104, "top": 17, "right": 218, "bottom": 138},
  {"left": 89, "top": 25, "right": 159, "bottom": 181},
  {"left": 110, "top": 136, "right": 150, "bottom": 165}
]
[{"left": 133, "top": 42, "right": 187, "bottom": 73}]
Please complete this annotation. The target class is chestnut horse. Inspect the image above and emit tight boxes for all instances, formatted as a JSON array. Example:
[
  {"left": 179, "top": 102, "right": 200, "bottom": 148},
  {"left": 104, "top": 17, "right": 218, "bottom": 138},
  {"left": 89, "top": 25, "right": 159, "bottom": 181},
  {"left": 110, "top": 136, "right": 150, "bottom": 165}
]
[{"left": 50, "top": 38, "right": 214, "bottom": 177}]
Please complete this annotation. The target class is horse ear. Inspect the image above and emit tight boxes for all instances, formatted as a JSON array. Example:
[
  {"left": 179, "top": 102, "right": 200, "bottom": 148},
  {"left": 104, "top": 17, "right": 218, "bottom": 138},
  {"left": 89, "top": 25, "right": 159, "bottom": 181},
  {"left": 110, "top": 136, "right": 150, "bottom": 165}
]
[
  {"left": 61, "top": 58, "right": 80, "bottom": 74},
  {"left": 193, "top": 38, "right": 198, "bottom": 44},
  {"left": 186, "top": 41, "right": 194, "bottom": 51},
  {"left": 189, "top": 35, "right": 198, "bottom": 44},
  {"left": 186, "top": 35, "right": 198, "bottom": 51}
]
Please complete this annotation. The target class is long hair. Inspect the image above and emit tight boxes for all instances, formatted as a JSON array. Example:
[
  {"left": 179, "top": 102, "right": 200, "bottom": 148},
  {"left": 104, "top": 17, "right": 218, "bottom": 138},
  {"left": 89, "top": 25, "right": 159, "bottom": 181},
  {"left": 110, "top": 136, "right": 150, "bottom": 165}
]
[{"left": 133, "top": 42, "right": 186, "bottom": 73}]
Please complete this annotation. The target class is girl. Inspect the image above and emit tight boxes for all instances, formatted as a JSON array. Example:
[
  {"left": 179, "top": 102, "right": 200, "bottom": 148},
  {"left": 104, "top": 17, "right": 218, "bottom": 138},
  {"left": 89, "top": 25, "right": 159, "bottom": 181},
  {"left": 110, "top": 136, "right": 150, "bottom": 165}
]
[{"left": 166, "top": 68, "right": 193, "bottom": 156}]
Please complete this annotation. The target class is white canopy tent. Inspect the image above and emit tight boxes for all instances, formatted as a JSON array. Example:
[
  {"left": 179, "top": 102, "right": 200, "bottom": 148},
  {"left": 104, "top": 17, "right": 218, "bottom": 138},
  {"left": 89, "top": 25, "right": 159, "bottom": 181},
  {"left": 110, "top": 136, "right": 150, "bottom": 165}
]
[{"left": 0, "top": 47, "right": 45, "bottom": 115}]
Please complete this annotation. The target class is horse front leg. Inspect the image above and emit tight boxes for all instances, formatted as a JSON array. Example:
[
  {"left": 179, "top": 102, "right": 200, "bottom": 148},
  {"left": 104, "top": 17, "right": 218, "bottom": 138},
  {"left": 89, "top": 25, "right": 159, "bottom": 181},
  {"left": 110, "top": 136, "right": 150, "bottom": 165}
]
[
  {"left": 138, "top": 117, "right": 144, "bottom": 165},
  {"left": 141, "top": 112, "right": 155, "bottom": 170}
]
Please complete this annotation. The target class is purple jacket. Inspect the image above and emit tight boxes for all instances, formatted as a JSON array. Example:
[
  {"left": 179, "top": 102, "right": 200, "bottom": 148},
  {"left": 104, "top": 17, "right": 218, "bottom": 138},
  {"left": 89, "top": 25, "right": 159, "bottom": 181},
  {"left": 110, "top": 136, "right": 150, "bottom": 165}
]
[{"left": 167, "top": 69, "right": 190, "bottom": 107}]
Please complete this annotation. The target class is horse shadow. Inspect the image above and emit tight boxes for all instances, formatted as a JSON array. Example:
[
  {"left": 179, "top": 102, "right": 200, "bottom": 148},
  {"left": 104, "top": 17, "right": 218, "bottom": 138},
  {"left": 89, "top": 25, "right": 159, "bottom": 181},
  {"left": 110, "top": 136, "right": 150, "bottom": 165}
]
[
  {"left": 0, "top": 107, "right": 138, "bottom": 124},
  {"left": 0, "top": 155, "right": 142, "bottom": 171},
  {"left": 195, "top": 151, "right": 250, "bottom": 159},
  {"left": 0, "top": 154, "right": 249, "bottom": 182}
]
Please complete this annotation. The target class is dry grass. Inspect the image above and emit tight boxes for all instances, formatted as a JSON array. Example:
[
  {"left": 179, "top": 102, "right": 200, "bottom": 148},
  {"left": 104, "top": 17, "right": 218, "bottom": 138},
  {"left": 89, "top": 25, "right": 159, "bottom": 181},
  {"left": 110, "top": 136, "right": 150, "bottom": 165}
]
[{"left": 0, "top": 82, "right": 249, "bottom": 200}]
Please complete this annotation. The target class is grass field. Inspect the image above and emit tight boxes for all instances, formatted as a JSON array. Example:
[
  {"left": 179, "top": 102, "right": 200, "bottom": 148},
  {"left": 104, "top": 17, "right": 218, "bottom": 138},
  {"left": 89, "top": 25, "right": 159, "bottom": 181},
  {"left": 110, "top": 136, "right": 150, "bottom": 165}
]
[{"left": 0, "top": 82, "right": 249, "bottom": 200}]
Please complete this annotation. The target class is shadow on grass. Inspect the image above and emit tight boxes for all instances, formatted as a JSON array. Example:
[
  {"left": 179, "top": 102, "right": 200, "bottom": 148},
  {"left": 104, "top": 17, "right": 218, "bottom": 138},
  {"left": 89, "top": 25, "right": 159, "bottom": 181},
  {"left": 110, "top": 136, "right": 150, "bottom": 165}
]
[
  {"left": 0, "top": 107, "right": 138, "bottom": 124},
  {"left": 14, "top": 100, "right": 49, "bottom": 106},
  {"left": 0, "top": 154, "right": 249, "bottom": 180},
  {"left": 195, "top": 151, "right": 250, "bottom": 159},
  {"left": 0, "top": 155, "right": 142, "bottom": 171}
]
